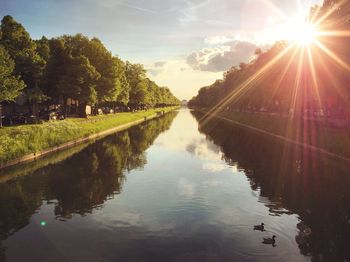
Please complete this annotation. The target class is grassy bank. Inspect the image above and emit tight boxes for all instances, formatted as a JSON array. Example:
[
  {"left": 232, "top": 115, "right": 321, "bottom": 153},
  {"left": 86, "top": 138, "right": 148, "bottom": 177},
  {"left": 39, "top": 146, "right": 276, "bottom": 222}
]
[
  {"left": 199, "top": 109, "right": 350, "bottom": 159},
  {"left": 0, "top": 107, "right": 178, "bottom": 166}
]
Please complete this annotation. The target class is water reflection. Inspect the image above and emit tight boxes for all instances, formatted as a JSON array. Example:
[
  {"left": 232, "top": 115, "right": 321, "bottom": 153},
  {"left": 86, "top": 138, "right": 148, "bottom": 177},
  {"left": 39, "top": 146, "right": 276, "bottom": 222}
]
[
  {"left": 191, "top": 111, "right": 350, "bottom": 262},
  {"left": 1, "top": 109, "right": 349, "bottom": 261},
  {"left": 0, "top": 111, "right": 178, "bottom": 261}
]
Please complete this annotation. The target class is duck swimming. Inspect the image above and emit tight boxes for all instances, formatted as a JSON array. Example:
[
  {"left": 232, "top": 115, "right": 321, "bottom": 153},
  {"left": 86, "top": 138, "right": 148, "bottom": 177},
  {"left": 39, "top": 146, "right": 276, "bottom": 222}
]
[
  {"left": 262, "top": 235, "right": 276, "bottom": 246},
  {"left": 254, "top": 223, "right": 265, "bottom": 231}
]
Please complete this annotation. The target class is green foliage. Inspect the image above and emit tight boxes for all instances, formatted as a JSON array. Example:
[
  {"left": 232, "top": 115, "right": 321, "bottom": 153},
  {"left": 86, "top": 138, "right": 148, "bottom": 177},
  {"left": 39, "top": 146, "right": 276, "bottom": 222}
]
[
  {"left": 0, "top": 45, "right": 25, "bottom": 102},
  {"left": 0, "top": 15, "right": 45, "bottom": 103},
  {"left": 0, "top": 15, "right": 179, "bottom": 114},
  {"left": 57, "top": 55, "right": 100, "bottom": 105}
]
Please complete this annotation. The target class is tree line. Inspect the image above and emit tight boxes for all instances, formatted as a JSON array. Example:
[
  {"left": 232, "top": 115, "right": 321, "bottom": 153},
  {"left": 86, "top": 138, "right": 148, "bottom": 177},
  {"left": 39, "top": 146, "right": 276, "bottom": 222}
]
[
  {"left": 0, "top": 15, "right": 180, "bottom": 120},
  {"left": 189, "top": 0, "right": 350, "bottom": 118}
]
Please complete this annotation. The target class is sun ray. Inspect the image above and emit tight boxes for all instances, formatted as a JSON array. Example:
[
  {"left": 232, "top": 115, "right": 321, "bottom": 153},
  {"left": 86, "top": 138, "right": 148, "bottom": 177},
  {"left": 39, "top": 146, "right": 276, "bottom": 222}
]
[
  {"left": 198, "top": 43, "right": 295, "bottom": 126},
  {"left": 290, "top": 47, "right": 305, "bottom": 115},
  {"left": 317, "top": 30, "right": 350, "bottom": 37},
  {"left": 313, "top": 46, "right": 349, "bottom": 105},
  {"left": 306, "top": 45, "right": 323, "bottom": 112},
  {"left": 314, "top": 40, "right": 350, "bottom": 71},
  {"left": 313, "top": 0, "right": 347, "bottom": 27},
  {"left": 259, "top": 0, "right": 289, "bottom": 21},
  {"left": 268, "top": 47, "right": 300, "bottom": 106},
  {"left": 310, "top": 5, "right": 322, "bottom": 24}
]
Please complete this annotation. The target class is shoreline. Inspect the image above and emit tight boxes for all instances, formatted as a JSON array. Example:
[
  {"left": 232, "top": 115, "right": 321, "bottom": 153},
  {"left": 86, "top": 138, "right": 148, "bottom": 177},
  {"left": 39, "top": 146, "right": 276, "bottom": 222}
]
[
  {"left": 0, "top": 107, "right": 178, "bottom": 170},
  {"left": 194, "top": 108, "right": 350, "bottom": 164}
]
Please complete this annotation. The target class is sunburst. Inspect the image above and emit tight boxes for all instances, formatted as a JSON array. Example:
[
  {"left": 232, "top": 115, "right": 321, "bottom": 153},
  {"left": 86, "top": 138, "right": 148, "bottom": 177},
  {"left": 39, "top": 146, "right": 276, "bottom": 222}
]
[{"left": 198, "top": 0, "right": 350, "bottom": 156}]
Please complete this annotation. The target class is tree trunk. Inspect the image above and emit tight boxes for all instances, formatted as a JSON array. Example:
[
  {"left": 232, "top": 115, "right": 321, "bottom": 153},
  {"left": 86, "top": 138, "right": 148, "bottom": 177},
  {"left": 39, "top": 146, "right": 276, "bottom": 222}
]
[
  {"left": 0, "top": 104, "right": 2, "bottom": 128},
  {"left": 27, "top": 99, "right": 33, "bottom": 115},
  {"left": 79, "top": 103, "right": 87, "bottom": 118},
  {"left": 63, "top": 96, "right": 67, "bottom": 118}
]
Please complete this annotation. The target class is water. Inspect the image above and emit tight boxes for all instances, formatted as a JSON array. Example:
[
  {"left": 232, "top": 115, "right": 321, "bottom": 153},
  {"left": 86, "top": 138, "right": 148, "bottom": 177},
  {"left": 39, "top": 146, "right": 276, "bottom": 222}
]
[{"left": 0, "top": 109, "right": 349, "bottom": 262}]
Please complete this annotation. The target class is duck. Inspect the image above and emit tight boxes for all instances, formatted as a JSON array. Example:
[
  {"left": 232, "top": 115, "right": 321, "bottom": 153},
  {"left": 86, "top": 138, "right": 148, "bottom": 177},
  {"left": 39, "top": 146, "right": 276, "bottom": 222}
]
[
  {"left": 254, "top": 223, "right": 265, "bottom": 231},
  {"left": 262, "top": 235, "right": 277, "bottom": 245}
]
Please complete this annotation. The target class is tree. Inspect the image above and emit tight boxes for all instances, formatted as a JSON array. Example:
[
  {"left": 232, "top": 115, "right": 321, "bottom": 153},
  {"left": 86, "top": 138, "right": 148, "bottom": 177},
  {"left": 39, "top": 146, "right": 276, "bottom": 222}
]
[
  {"left": 129, "top": 79, "right": 148, "bottom": 106},
  {"left": 57, "top": 55, "right": 100, "bottom": 117},
  {"left": 0, "top": 16, "right": 46, "bottom": 114},
  {"left": 84, "top": 37, "right": 122, "bottom": 103},
  {"left": 0, "top": 45, "right": 25, "bottom": 127},
  {"left": 116, "top": 64, "right": 130, "bottom": 107},
  {"left": 125, "top": 62, "right": 147, "bottom": 107}
]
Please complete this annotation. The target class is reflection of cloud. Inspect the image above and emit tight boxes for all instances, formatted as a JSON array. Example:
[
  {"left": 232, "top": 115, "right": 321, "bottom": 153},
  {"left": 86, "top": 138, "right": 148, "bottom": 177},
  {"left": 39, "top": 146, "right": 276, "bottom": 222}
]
[
  {"left": 186, "top": 144, "right": 196, "bottom": 155},
  {"left": 185, "top": 139, "right": 223, "bottom": 161},
  {"left": 114, "top": 212, "right": 141, "bottom": 226},
  {"left": 202, "top": 163, "right": 226, "bottom": 173},
  {"left": 187, "top": 41, "right": 257, "bottom": 72},
  {"left": 155, "top": 110, "right": 223, "bottom": 162},
  {"left": 202, "top": 179, "right": 223, "bottom": 187},
  {"left": 178, "top": 177, "right": 196, "bottom": 197}
]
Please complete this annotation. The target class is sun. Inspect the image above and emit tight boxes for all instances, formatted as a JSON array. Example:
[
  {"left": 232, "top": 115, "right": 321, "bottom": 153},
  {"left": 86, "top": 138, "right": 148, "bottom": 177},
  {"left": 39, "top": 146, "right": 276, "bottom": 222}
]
[
  {"left": 257, "top": 15, "right": 320, "bottom": 47},
  {"left": 288, "top": 18, "right": 318, "bottom": 46}
]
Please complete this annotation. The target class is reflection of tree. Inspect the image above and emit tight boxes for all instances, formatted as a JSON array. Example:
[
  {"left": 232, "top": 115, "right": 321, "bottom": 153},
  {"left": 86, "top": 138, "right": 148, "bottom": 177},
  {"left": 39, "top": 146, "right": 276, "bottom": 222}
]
[
  {"left": 0, "top": 111, "right": 177, "bottom": 260},
  {"left": 191, "top": 111, "right": 350, "bottom": 262}
]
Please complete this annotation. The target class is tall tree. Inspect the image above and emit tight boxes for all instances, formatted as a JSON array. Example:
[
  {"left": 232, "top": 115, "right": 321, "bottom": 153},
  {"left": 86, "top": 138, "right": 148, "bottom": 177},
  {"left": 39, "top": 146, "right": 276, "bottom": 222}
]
[
  {"left": 0, "top": 16, "right": 46, "bottom": 114},
  {"left": 0, "top": 45, "right": 25, "bottom": 127},
  {"left": 57, "top": 55, "right": 100, "bottom": 117},
  {"left": 114, "top": 58, "right": 130, "bottom": 107},
  {"left": 84, "top": 38, "right": 122, "bottom": 103},
  {"left": 125, "top": 62, "right": 148, "bottom": 107}
]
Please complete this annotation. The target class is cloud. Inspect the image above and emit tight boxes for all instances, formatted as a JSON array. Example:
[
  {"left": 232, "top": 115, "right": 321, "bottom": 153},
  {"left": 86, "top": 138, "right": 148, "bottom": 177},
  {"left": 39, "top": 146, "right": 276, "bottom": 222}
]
[
  {"left": 154, "top": 61, "right": 166, "bottom": 67},
  {"left": 147, "top": 68, "right": 162, "bottom": 76},
  {"left": 178, "top": 0, "right": 211, "bottom": 26},
  {"left": 204, "top": 36, "right": 233, "bottom": 45},
  {"left": 187, "top": 40, "right": 258, "bottom": 72}
]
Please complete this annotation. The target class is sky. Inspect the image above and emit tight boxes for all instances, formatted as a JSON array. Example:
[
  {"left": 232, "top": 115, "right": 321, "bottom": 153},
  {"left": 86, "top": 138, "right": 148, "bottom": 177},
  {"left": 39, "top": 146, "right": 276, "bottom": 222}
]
[{"left": 0, "top": 0, "right": 322, "bottom": 99}]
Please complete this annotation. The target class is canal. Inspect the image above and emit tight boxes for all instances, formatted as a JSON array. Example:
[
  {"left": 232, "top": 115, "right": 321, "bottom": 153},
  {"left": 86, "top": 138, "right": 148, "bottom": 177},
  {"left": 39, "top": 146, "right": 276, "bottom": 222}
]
[{"left": 0, "top": 109, "right": 349, "bottom": 261}]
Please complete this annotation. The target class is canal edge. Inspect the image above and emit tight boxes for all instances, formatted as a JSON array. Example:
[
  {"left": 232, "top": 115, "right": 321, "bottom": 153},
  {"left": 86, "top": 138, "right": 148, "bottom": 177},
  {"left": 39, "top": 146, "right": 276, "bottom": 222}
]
[
  {"left": 200, "top": 110, "right": 350, "bottom": 164},
  {"left": 0, "top": 110, "right": 174, "bottom": 171}
]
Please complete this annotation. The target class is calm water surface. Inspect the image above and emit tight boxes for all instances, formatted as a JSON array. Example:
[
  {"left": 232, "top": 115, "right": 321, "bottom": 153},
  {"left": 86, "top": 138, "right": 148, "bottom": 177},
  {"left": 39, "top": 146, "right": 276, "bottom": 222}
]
[{"left": 0, "top": 109, "right": 349, "bottom": 262}]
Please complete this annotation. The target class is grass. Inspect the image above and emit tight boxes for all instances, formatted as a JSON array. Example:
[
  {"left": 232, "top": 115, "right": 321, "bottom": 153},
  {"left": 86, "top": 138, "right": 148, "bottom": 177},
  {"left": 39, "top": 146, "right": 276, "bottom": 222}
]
[
  {"left": 0, "top": 107, "right": 178, "bottom": 166},
  {"left": 205, "top": 110, "right": 350, "bottom": 159}
]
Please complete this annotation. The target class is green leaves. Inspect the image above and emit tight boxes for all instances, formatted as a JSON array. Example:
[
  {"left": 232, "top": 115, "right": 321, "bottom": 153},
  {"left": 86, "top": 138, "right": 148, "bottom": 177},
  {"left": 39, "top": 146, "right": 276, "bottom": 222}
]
[
  {"left": 0, "top": 45, "right": 25, "bottom": 102},
  {"left": 0, "top": 15, "right": 179, "bottom": 113},
  {"left": 1, "top": 15, "right": 45, "bottom": 103}
]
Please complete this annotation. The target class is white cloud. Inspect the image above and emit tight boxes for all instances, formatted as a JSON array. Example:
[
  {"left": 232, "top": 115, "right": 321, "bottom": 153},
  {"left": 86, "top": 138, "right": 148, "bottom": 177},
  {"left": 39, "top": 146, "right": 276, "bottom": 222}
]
[{"left": 187, "top": 40, "right": 257, "bottom": 72}]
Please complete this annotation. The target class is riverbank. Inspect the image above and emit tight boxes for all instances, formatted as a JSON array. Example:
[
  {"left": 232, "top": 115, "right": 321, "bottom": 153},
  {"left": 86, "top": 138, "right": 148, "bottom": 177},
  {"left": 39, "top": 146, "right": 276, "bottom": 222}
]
[
  {"left": 0, "top": 107, "right": 178, "bottom": 169},
  {"left": 195, "top": 109, "right": 350, "bottom": 161}
]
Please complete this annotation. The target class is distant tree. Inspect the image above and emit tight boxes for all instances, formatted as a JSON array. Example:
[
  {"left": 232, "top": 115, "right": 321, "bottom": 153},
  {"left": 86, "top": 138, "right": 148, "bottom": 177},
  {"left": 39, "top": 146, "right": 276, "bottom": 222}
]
[{"left": 0, "top": 45, "right": 25, "bottom": 127}]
